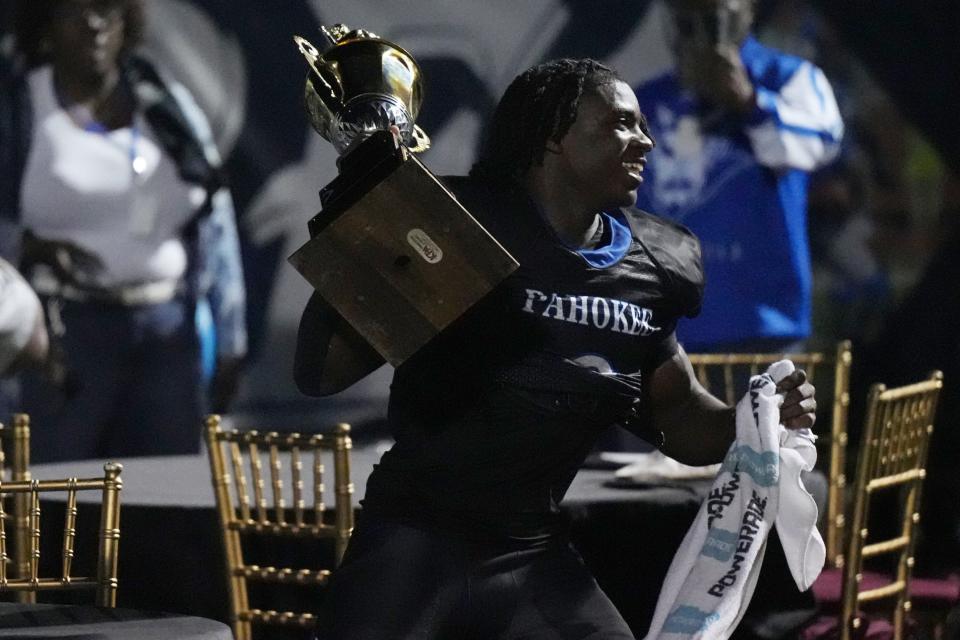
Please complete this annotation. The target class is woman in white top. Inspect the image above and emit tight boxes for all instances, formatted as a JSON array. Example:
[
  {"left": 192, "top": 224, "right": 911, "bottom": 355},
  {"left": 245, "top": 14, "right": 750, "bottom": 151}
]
[{"left": 1, "top": 0, "right": 247, "bottom": 461}]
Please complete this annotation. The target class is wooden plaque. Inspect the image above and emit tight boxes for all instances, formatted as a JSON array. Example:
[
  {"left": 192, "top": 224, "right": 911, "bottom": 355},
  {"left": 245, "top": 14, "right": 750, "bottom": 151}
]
[{"left": 289, "top": 154, "right": 518, "bottom": 366}]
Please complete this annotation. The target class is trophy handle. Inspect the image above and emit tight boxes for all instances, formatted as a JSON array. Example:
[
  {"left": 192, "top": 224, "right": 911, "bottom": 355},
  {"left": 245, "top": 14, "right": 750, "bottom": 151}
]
[
  {"left": 293, "top": 35, "right": 344, "bottom": 103},
  {"left": 409, "top": 125, "right": 431, "bottom": 153}
]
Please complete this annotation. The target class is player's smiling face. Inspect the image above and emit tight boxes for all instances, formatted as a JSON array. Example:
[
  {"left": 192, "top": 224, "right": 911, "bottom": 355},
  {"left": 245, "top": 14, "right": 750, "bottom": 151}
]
[{"left": 553, "top": 80, "right": 655, "bottom": 211}]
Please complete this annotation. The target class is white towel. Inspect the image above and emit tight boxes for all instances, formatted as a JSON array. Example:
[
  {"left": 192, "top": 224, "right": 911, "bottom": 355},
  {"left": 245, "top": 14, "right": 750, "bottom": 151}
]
[{"left": 643, "top": 360, "right": 825, "bottom": 640}]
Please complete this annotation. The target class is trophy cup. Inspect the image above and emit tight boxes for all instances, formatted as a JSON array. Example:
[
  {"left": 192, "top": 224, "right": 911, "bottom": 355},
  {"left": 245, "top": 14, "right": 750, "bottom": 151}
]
[{"left": 287, "top": 25, "right": 518, "bottom": 366}]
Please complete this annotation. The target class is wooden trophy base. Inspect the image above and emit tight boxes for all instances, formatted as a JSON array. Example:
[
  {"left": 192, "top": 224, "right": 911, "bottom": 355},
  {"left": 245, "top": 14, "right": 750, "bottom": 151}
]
[{"left": 288, "top": 132, "right": 518, "bottom": 366}]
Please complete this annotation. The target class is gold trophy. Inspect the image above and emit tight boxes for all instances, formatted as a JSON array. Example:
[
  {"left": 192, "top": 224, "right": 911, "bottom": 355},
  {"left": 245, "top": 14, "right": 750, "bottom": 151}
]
[
  {"left": 288, "top": 25, "right": 518, "bottom": 366},
  {"left": 293, "top": 25, "right": 430, "bottom": 157}
]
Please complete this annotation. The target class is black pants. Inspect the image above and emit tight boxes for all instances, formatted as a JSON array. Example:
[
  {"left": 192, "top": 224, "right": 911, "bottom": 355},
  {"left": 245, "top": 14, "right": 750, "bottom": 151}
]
[
  {"left": 316, "top": 515, "right": 634, "bottom": 640},
  {"left": 21, "top": 296, "right": 204, "bottom": 462}
]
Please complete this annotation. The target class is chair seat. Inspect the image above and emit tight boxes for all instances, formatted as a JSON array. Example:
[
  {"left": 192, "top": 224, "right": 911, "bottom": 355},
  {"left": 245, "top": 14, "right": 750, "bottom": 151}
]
[
  {"left": 800, "top": 614, "right": 894, "bottom": 640},
  {"left": 812, "top": 569, "right": 960, "bottom": 610},
  {"left": 811, "top": 569, "right": 892, "bottom": 609},
  {"left": 909, "top": 574, "right": 960, "bottom": 607}
]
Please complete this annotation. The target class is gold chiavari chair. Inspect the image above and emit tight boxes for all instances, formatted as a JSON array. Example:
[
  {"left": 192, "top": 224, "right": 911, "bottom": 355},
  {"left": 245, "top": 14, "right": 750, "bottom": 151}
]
[
  {"left": 0, "top": 413, "right": 32, "bottom": 603},
  {"left": 204, "top": 415, "right": 354, "bottom": 640},
  {"left": 0, "top": 462, "right": 123, "bottom": 607},
  {"left": 686, "top": 340, "right": 853, "bottom": 569},
  {"left": 840, "top": 372, "right": 943, "bottom": 640},
  {"left": 803, "top": 371, "right": 945, "bottom": 640}
]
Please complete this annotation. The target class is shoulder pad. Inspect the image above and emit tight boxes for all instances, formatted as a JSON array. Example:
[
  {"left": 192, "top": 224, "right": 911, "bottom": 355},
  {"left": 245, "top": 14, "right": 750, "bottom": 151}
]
[{"left": 623, "top": 208, "right": 704, "bottom": 318}]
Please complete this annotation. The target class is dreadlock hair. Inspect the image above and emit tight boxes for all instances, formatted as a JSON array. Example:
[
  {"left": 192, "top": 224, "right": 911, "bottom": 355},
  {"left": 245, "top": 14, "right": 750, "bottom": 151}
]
[
  {"left": 470, "top": 58, "right": 621, "bottom": 188},
  {"left": 13, "top": 0, "right": 146, "bottom": 68}
]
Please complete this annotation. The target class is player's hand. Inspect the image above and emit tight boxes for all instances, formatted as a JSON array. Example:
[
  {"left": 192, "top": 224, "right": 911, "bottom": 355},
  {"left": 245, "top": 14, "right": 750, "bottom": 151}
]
[{"left": 776, "top": 369, "right": 817, "bottom": 430}]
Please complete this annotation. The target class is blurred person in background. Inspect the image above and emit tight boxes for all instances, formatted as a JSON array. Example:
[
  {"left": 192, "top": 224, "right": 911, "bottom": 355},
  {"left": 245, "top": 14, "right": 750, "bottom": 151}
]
[
  {"left": 634, "top": 0, "right": 843, "bottom": 353},
  {"left": 0, "top": 0, "right": 247, "bottom": 462},
  {"left": 806, "top": 161, "right": 893, "bottom": 344}
]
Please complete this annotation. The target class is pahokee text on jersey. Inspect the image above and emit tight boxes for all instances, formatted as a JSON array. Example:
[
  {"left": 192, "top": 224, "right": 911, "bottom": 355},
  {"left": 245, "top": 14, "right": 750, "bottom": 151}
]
[{"left": 362, "top": 175, "right": 704, "bottom": 541}]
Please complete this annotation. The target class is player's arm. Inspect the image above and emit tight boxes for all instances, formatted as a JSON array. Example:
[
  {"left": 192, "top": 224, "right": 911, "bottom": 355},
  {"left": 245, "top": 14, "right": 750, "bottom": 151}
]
[
  {"left": 293, "top": 292, "right": 384, "bottom": 396},
  {"left": 647, "top": 345, "right": 816, "bottom": 465},
  {"left": 646, "top": 345, "right": 735, "bottom": 465}
]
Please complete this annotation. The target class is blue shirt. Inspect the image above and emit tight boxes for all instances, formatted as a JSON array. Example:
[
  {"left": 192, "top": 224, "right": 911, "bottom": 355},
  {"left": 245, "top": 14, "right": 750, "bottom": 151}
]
[{"left": 635, "top": 36, "right": 842, "bottom": 349}]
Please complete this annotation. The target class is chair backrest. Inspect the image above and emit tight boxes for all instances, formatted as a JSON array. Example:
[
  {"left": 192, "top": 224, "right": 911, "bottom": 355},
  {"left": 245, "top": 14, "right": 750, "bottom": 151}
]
[
  {"left": 838, "top": 371, "right": 943, "bottom": 640},
  {"left": 686, "top": 340, "right": 853, "bottom": 569},
  {"left": 204, "top": 414, "right": 354, "bottom": 640},
  {"left": 0, "top": 414, "right": 33, "bottom": 604},
  {"left": 0, "top": 462, "right": 123, "bottom": 607}
]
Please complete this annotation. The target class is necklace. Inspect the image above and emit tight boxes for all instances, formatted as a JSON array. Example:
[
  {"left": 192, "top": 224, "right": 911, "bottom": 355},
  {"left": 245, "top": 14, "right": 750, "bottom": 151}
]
[
  {"left": 56, "top": 78, "right": 146, "bottom": 177},
  {"left": 79, "top": 116, "right": 147, "bottom": 177}
]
